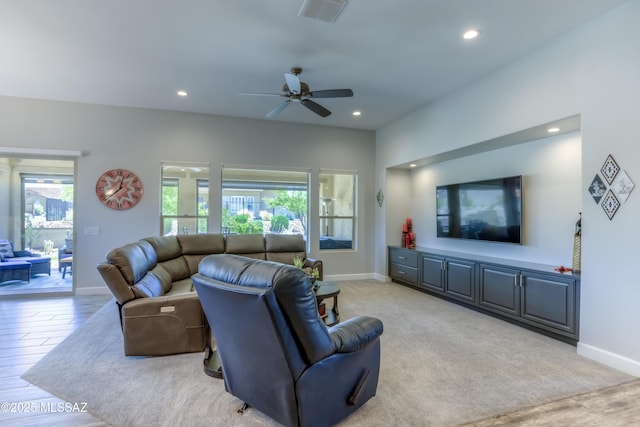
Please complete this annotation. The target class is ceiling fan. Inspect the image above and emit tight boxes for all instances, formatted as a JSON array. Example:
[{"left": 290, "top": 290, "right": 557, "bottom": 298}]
[{"left": 239, "top": 67, "right": 353, "bottom": 118}]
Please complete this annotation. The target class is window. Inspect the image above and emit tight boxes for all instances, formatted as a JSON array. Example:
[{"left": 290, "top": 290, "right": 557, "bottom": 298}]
[
  {"left": 222, "top": 166, "right": 309, "bottom": 236},
  {"left": 319, "top": 170, "right": 357, "bottom": 250},
  {"left": 160, "top": 162, "right": 209, "bottom": 235}
]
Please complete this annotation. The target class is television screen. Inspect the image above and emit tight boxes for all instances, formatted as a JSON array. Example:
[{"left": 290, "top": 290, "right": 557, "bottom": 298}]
[{"left": 436, "top": 176, "right": 522, "bottom": 244}]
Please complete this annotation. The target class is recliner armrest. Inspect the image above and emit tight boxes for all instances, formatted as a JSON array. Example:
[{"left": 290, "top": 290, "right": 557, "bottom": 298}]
[{"left": 329, "top": 316, "right": 383, "bottom": 353}]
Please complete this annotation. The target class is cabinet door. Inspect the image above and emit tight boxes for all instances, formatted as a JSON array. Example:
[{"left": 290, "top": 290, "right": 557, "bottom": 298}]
[
  {"left": 479, "top": 264, "right": 520, "bottom": 316},
  {"left": 445, "top": 259, "right": 476, "bottom": 303},
  {"left": 421, "top": 255, "right": 444, "bottom": 293},
  {"left": 521, "top": 272, "right": 576, "bottom": 336}
]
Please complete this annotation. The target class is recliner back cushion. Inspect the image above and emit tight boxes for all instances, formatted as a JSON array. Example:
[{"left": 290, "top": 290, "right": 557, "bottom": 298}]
[
  {"left": 197, "top": 254, "right": 334, "bottom": 364},
  {"left": 143, "top": 236, "right": 192, "bottom": 282},
  {"left": 107, "top": 242, "right": 154, "bottom": 285},
  {"left": 143, "top": 236, "right": 182, "bottom": 261},
  {"left": 225, "top": 234, "right": 266, "bottom": 259},
  {"left": 131, "top": 272, "right": 164, "bottom": 298},
  {"left": 150, "top": 264, "right": 173, "bottom": 293},
  {"left": 137, "top": 240, "right": 158, "bottom": 266},
  {"left": 157, "top": 257, "right": 191, "bottom": 282}
]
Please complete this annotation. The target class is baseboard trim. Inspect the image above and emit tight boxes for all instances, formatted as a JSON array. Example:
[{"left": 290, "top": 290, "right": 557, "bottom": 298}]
[
  {"left": 324, "top": 273, "right": 378, "bottom": 281},
  {"left": 577, "top": 342, "right": 640, "bottom": 377},
  {"left": 75, "top": 286, "right": 112, "bottom": 296}
]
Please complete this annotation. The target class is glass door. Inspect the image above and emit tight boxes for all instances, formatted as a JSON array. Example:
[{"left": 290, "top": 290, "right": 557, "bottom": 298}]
[{"left": 0, "top": 157, "right": 75, "bottom": 296}]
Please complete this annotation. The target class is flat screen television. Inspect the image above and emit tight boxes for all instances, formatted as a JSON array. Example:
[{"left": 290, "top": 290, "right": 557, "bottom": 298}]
[{"left": 436, "top": 175, "right": 522, "bottom": 244}]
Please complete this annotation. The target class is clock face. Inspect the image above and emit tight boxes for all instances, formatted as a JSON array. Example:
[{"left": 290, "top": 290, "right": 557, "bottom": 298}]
[{"left": 96, "top": 169, "right": 144, "bottom": 210}]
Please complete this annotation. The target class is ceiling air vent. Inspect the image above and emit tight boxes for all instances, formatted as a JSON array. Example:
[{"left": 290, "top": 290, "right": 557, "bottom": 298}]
[{"left": 298, "top": 0, "right": 348, "bottom": 23}]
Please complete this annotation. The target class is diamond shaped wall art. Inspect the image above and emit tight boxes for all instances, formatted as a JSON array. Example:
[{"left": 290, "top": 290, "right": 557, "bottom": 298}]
[
  {"left": 589, "top": 174, "right": 607, "bottom": 204},
  {"left": 600, "top": 154, "right": 620, "bottom": 184},
  {"left": 590, "top": 154, "right": 634, "bottom": 220},
  {"left": 601, "top": 190, "right": 620, "bottom": 220},
  {"left": 612, "top": 169, "right": 635, "bottom": 203}
]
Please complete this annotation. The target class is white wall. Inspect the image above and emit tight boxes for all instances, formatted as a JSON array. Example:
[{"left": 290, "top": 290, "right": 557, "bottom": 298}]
[
  {"left": 409, "top": 132, "right": 581, "bottom": 266},
  {"left": 376, "top": 0, "right": 640, "bottom": 376},
  {"left": 0, "top": 97, "right": 375, "bottom": 293}
]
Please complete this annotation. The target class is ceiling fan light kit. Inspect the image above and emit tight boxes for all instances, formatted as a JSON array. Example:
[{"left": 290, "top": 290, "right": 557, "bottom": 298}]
[{"left": 298, "top": 0, "right": 348, "bottom": 23}]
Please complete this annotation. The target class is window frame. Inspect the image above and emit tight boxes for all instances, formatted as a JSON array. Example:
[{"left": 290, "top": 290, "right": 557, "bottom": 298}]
[
  {"left": 318, "top": 169, "right": 358, "bottom": 251},
  {"left": 160, "top": 161, "right": 209, "bottom": 235}
]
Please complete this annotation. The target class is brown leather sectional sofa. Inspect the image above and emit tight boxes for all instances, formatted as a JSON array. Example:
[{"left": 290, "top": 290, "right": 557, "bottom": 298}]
[{"left": 97, "top": 233, "right": 322, "bottom": 356}]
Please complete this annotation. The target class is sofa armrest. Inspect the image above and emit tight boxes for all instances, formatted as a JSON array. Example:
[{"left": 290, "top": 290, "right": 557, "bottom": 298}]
[
  {"left": 329, "top": 316, "right": 383, "bottom": 353},
  {"left": 304, "top": 258, "right": 323, "bottom": 281}
]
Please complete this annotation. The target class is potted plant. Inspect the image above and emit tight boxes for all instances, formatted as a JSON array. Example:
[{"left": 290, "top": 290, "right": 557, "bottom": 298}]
[{"left": 293, "top": 256, "right": 320, "bottom": 289}]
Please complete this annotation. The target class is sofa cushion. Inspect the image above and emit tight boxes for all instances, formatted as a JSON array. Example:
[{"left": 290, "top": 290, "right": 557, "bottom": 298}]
[
  {"left": 178, "top": 234, "right": 226, "bottom": 274},
  {"left": 167, "top": 278, "right": 194, "bottom": 295},
  {"left": 225, "top": 234, "right": 266, "bottom": 259},
  {"left": 177, "top": 234, "right": 225, "bottom": 255},
  {"left": 265, "top": 234, "right": 306, "bottom": 265},
  {"left": 0, "top": 240, "right": 14, "bottom": 258}
]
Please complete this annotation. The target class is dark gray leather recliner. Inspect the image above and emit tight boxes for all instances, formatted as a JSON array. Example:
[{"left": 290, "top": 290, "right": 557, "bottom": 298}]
[{"left": 193, "top": 254, "right": 383, "bottom": 427}]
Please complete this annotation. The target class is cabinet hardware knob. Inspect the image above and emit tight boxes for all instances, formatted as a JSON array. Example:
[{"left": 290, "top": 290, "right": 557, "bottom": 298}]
[
  {"left": 398, "top": 256, "right": 406, "bottom": 260},
  {"left": 398, "top": 270, "right": 405, "bottom": 275}
]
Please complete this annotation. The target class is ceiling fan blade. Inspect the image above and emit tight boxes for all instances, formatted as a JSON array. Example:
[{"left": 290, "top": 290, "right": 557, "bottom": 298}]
[
  {"left": 308, "top": 89, "right": 353, "bottom": 98},
  {"left": 301, "top": 99, "right": 331, "bottom": 117},
  {"left": 266, "top": 100, "right": 291, "bottom": 118},
  {"left": 238, "top": 92, "right": 285, "bottom": 97},
  {"left": 284, "top": 72, "right": 301, "bottom": 94}
]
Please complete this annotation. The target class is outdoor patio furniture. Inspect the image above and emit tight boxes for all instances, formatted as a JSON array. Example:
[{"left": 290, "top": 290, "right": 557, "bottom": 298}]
[
  {"left": 0, "top": 239, "right": 51, "bottom": 277},
  {"left": 58, "top": 239, "right": 73, "bottom": 271},
  {"left": 60, "top": 257, "right": 73, "bottom": 278},
  {"left": 0, "top": 260, "right": 31, "bottom": 284}
]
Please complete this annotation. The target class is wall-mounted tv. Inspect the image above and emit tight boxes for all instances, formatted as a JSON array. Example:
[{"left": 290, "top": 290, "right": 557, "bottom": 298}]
[{"left": 436, "top": 175, "right": 522, "bottom": 244}]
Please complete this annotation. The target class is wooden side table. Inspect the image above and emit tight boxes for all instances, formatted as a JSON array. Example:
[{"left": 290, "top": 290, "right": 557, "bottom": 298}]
[{"left": 314, "top": 281, "right": 340, "bottom": 326}]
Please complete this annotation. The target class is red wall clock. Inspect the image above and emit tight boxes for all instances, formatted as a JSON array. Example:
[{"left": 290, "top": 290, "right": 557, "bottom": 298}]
[{"left": 95, "top": 168, "right": 144, "bottom": 210}]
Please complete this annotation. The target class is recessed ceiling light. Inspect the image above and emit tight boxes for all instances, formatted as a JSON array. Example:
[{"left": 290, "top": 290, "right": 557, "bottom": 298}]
[
  {"left": 548, "top": 127, "right": 560, "bottom": 133},
  {"left": 463, "top": 29, "right": 480, "bottom": 40},
  {"left": 352, "top": 111, "right": 361, "bottom": 116},
  {"left": 409, "top": 164, "right": 417, "bottom": 168},
  {"left": 177, "top": 90, "right": 188, "bottom": 97}
]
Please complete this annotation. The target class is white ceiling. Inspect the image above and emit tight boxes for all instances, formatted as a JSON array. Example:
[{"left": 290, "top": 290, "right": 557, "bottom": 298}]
[{"left": 0, "top": 0, "right": 628, "bottom": 130}]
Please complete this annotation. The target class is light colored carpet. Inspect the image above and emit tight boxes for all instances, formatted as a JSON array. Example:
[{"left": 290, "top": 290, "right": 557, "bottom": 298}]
[{"left": 23, "top": 280, "right": 633, "bottom": 426}]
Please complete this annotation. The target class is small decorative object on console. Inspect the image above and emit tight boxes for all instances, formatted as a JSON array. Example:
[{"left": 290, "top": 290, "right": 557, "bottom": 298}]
[{"left": 402, "top": 218, "right": 415, "bottom": 249}]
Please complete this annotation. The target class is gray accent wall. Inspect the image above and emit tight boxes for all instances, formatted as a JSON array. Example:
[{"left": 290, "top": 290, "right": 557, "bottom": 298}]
[{"left": 0, "top": 97, "right": 375, "bottom": 293}]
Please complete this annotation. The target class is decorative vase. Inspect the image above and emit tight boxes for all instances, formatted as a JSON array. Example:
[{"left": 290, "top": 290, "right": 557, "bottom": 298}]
[{"left": 572, "top": 213, "right": 581, "bottom": 273}]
